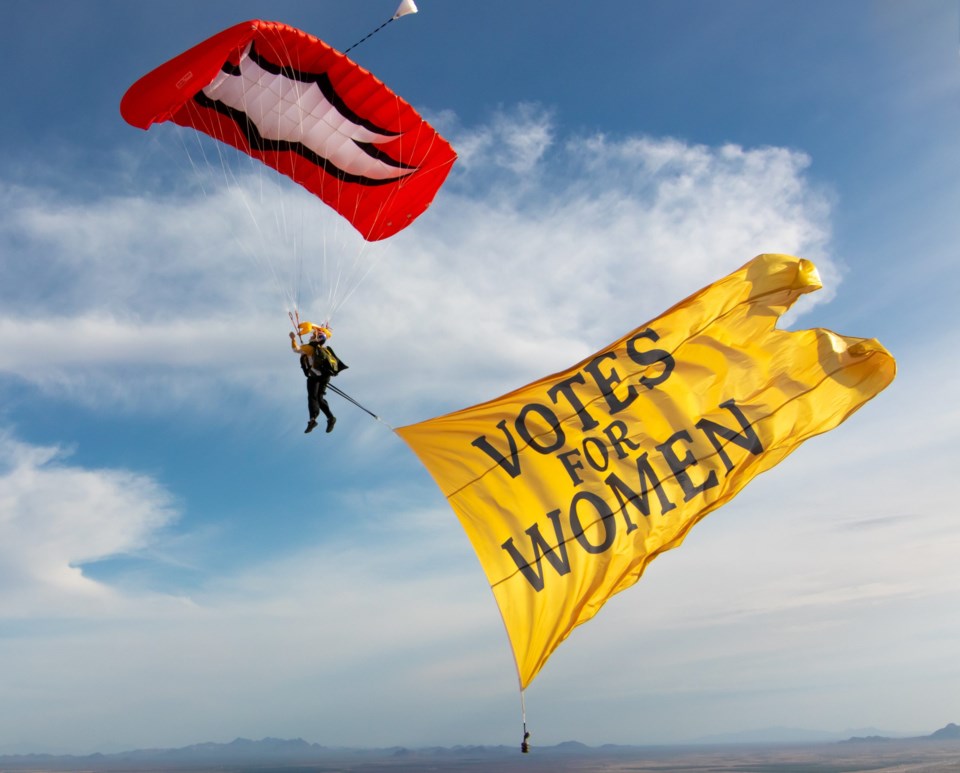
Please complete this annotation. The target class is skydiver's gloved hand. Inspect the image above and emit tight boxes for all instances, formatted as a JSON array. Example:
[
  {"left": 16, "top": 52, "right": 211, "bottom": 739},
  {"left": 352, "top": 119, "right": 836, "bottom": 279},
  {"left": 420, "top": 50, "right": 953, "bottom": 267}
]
[{"left": 289, "top": 331, "right": 296, "bottom": 340}]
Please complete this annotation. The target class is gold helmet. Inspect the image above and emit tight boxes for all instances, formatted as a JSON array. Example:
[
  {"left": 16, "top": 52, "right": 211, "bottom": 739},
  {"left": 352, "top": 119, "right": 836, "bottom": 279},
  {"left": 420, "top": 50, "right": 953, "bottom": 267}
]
[{"left": 298, "top": 321, "right": 332, "bottom": 341}]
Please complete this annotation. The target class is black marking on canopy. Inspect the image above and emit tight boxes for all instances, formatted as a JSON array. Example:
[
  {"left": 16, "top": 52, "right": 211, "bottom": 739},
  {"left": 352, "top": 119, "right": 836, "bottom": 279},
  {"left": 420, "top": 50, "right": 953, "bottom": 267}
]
[
  {"left": 247, "top": 42, "right": 402, "bottom": 139},
  {"left": 353, "top": 141, "right": 414, "bottom": 169},
  {"left": 193, "top": 90, "right": 416, "bottom": 186}
]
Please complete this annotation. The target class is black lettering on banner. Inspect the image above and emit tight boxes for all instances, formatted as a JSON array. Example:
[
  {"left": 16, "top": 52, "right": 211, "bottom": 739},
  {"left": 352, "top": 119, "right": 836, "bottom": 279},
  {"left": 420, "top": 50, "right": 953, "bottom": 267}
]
[
  {"left": 583, "top": 352, "right": 638, "bottom": 414},
  {"left": 695, "top": 399, "right": 763, "bottom": 473},
  {"left": 500, "top": 509, "right": 572, "bottom": 592},
  {"left": 656, "top": 429, "right": 719, "bottom": 502},
  {"left": 516, "top": 402, "right": 566, "bottom": 454},
  {"left": 471, "top": 331, "right": 674, "bottom": 478},
  {"left": 557, "top": 449, "right": 585, "bottom": 486},
  {"left": 626, "top": 328, "right": 676, "bottom": 389},
  {"left": 569, "top": 491, "right": 617, "bottom": 554},
  {"left": 604, "top": 451, "right": 678, "bottom": 531},
  {"left": 500, "top": 397, "right": 767, "bottom": 592},
  {"left": 471, "top": 419, "right": 522, "bottom": 478},
  {"left": 604, "top": 420, "right": 643, "bottom": 459},
  {"left": 547, "top": 374, "right": 600, "bottom": 431},
  {"left": 581, "top": 436, "right": 610, "bottom": 473}
]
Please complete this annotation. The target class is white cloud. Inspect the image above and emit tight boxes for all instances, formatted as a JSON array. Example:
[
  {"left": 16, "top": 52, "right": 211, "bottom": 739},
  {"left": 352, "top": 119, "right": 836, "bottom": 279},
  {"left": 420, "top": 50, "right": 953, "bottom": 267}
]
[
  {"left": 450, "top": 102, "right": 555, "bottom": 175},
  {"left": 0, "top": 431, "right": 178, "bottom": 614}
]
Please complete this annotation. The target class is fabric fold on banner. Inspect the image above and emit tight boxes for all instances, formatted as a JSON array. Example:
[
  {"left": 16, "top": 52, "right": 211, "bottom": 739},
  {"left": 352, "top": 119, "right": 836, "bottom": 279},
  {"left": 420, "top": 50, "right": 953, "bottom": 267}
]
[{"left": 397, "top": 253, "right": 896, "bottom": 690}]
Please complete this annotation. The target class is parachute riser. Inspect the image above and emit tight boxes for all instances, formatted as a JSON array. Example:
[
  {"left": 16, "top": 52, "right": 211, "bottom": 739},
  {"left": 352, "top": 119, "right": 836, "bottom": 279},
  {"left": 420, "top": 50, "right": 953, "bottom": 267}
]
[{"left": 289, "top": 310, "right": 306, "bottom": 344}]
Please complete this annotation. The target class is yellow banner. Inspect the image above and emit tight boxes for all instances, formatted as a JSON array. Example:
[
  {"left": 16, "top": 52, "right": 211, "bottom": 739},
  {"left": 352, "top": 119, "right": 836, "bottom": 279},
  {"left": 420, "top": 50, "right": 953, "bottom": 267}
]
[{"left": 397, "top": 254, "right": 896, "bottom": 689}]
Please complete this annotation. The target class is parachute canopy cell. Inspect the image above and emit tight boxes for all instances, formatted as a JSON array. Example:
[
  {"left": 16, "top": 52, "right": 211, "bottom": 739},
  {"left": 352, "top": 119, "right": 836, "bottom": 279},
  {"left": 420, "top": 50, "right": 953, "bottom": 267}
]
[{"left": 121, "top": 19, "right": 456, "bottom": 241}]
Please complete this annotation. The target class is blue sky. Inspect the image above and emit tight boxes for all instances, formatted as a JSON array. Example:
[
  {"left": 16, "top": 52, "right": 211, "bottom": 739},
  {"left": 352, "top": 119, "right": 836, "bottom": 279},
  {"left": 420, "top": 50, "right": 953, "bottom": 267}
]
[{"left": 1, "top": 0, "right": 958, "bottom": 755}]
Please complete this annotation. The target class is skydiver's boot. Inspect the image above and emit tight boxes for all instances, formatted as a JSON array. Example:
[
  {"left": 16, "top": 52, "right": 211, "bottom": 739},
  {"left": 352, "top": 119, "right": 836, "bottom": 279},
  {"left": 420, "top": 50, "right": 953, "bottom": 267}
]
[
  {"left": 326, "top": 416, "right": 336, "bottom": 433},
  {"left": 305, "top": 419, "right": 318, "bottom": 434}
]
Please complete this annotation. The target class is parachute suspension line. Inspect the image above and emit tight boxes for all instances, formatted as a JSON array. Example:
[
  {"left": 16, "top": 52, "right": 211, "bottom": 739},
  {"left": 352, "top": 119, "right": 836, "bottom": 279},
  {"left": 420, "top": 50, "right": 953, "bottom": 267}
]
[
  {"left": 321, "top": 110, "right": 455, "bottom": 318},
  {"left": 344, "top": 1, "right": 418, "bottom": 55},
  {"left": 172, "top": 120, "right": 297, "bottom": 315},
  {"left": 319, "top": 161, "right": 375, "bottom": 321},
  {"left": 262, "top": 32, "right": 305, "bottom": 317},
  {"left": 293, "top": 34, "right": 369, "bottom": 325},
  {"left": 179, "top": 67, "right": 301, "bottom": 317},
  {"left": 320, "top": 81, "right": 408, "bottom": 319},
  {"left": 325, "top": 243, "right": 381, "bottom": 319},
  {"left": 520, "top": 690, "right": 531, "bottom": 754},
  {"left": 218, "top": 29, "right": 310, "bottom": 322},
  {"left": 285, "top": 33, "right": 322, "bottom": 321},
  {"left": 277, "top": 33, "right": 312, "bottom": 318}
]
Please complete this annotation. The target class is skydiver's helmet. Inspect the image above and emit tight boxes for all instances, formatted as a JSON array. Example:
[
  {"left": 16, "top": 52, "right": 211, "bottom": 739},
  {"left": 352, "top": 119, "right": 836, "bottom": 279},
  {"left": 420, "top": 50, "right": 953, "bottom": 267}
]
[{"left": 297, "top": 321, "right": 331, "bottom": 343}]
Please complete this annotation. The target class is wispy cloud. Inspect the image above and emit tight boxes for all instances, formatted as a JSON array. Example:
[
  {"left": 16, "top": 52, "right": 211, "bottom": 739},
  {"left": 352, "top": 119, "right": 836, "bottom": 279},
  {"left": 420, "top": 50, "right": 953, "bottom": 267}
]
[{"left": 0, "top": 431, "right": 179, "bottom": 614}]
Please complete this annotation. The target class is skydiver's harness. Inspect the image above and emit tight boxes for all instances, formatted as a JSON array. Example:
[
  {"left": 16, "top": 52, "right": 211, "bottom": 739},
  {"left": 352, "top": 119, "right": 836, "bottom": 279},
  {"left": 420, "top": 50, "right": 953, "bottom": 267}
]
[{"left": 300, "top": 345, "right": 346, "bottom": 380}]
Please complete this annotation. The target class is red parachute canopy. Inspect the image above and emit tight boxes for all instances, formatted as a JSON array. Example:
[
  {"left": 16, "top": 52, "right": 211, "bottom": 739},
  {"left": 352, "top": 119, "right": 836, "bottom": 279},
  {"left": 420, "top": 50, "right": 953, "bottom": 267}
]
[{"left": 121, "top": 19, "right": 456, "bottom": 241}]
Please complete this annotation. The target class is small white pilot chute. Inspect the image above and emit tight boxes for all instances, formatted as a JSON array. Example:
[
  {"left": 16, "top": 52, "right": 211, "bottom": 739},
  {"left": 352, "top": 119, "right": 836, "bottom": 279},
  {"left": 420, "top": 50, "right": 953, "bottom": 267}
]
[{"left": 393, "top": 0, "right": 418, "bottom": 19}]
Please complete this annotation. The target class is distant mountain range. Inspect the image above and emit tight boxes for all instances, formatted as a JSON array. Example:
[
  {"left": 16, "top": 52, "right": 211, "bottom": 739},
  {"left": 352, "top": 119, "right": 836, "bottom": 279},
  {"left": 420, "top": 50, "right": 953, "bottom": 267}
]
[
  {"left": 1, "top": 724, "right": 956, "bottom": 770},
  {"left": 844, "top": 722, "right": 960, "bottom": 743},
  {"left": 692, "top": 724, "right": 933, "bottom": 745}
]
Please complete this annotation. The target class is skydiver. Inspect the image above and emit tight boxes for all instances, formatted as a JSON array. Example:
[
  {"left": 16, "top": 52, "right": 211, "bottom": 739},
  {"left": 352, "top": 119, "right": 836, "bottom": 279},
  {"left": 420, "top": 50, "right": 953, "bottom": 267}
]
[{"left": 289, "top": 322, "right": 346, "bottom": 434}]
